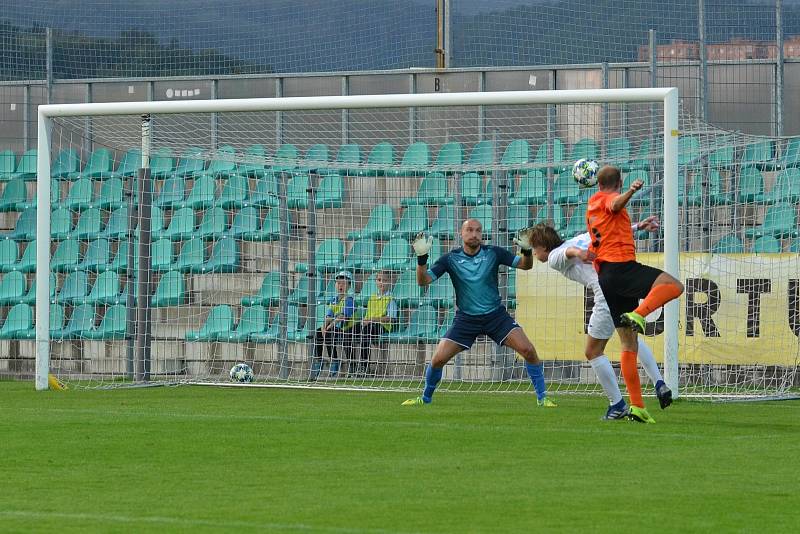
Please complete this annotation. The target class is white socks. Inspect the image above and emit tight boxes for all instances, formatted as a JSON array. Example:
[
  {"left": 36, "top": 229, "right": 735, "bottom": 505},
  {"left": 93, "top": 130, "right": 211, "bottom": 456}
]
[
  {"left": 637, "top": 339, "right": 664, "bottom": 385},
  {"left": 589, "top": 355, "right": 623, "bottom": 405}
]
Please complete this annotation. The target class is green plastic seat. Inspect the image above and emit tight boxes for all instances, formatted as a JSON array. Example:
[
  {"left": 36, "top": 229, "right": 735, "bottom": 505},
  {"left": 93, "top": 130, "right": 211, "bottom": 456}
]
[
  {"left": 193, "top": 237, "right": 238, "bottom": 273},
  {"left": 5, "top": 240, "right": 33, "bottom": 273},
  {"left": 0, "top": 179, "right": 29, "bottom": 212},
  {"left": 51, "top": 239, "right": 80, "bottom": 272},
  {"left": 68, "top": 148, "right": 113, "bottom": 180},
  {"left": 185, "top": 305, "right": 234, "bottom": 341},
  {"left": 241, "top": 272, "right": 281, "bottom": 307},
  {"left": 0, "top": 240, "right": 19, "bottom": 272},
  {"left": 51, "top": 304, "right": 97, "bottom": 340},
  {"left": 243, "top": 208, "right": 279, "bottom": 242},
  {"left": 629, "top": 138, "right": 654, "bottom": 171},
  {"left": 624, "top": 170, "right": 651, "bottom": 206},
  {"left": 0, "top": 150, "right": 17, "bottom": 179},
  {"left": 706, "top": 169, "right": 733, "bottom": 205},
  {"left": 98, "top": 148, "right": 140, "bottom": 180},
  {"left": 149, "top": 148, "right": 175, "bottom": 178},
  {"left": 235, "top": 144, "right": 267, "bottom": 178},
  {"left": 347, "top": 204, "right": 395, "bottom": 240},
  {"left": 560, "top": 204, "right": 588, "bottom": 239},
  {"left": 430, "top": 307, "right": 456, "bottom": 340},
  {"left": 175, "top": 238, "right": 204, "bottom": 273},
  {"left": 434, "top": 141, "right": 463, "bottom": 172},
  {"left": 109, "top": 239, "right": 136, "bottom": 273},
  {"left": 384, "top": 305, "right": 438, "bottom": 343},
  {"left": 765, "top": 168, "right": 800, "bottom": 204},
  {"left": 151, "top": 270, "right": 186, "bottom": 307},
  {"left": 467, "top": 140, "right": 495, "bottom": 171},
  {"left": 49, "top": 208, "right": 73, "bottom": 241},
  {"left": 357, "top": 142, "right": 394, "bottom": 177},
  {"left": 501, "top": 139, "right": 530, "bottom": 170},
  {"left": 387, "top": 142, "right": 429, "bottom": 177},
  {"left": 84, "top": 270, "right": 123, "bottom": 305},
  {"left": 678, "top": 135, "right": 701, "bottom": 168},
  {"left": 177, "top": 175, "right": 217, "bottom": 210},
  {"left": 553, "top": 171, "right": 581, "bottom": 205},
  {"left": 510, "top": 170, "right": 547, "bottom": 206},
  {"left": 70, "top": 208, "right": 103, "bottom": 240},
  {"left": 607, "top": 137, "right": 632, "bottom": 171},
  {"left": 741, "top": 140, "right": 777, "bottom": 170},
  {"left": 374, "top": 238, "right": 411, "bottom": 271},
  {"left": 789, "top": 237, "right": 800, "bottom": 253},
  {"left": 194, "top": 145, "right": 236, "bottom": 179},
  {"left": 154, "top": 175, "right": 186, "bottom": 209},
  {"left": 392, "top": 205, "right": 428, "bottom": 239},
  {"left": 355, "top": 273, "right": 379, "bottom": 307},
  {"left": 77, "top": 238, "right": 111, "bottom": 272},
  {"left": 461, "top": 172, "right": 486, "bottom": 206},
  {"left": 737, "top": 167, "right": 766, "bottom": 204},
  {"left": 218, "top": 305, "right": 269, "bottom": 342},
  {"left": 247, "top": 173, "right": 279, "bottom": 208},
  {"left": 20, "top": 272, "right": 56, "bottom": 305},
  {"left": 217, "top": 174, "right": 250, "bottom": 209},
  {"left": 287, "top": 275, "right": 322, "bottom": 306},
  {"left": 332, "top": 143, "right": 361, "bottom": 176},
  {"left": 151, "top": 238, "right": 174, "bottom": 273},
  {"left": 678, "top": 171, "right": 702, "bottom": 207},
  {"left": 6, "top": 149, "right": 36, "bottom": 181},
  {"left": 150, "top": 206, "right": 166, "bottom": 239},
  {"left": 712, "top": 234, "right": 744, "bottom": 253},
  {"left": 343, "top": 238, "right": 376, "bottom": 273},
  {"left": 270, "top": 144, "right": 299, "bottom": 173},
  {"left": 82, "top": 304, "right": 127, "bottom": 340},
  {"left": 224, "top": 207, "right": 259, "bottom": 239},
  {"left": 169, "top": 147, "right": 206, "bottom": 178},
  {"left": 507, "top": 269, "right": 518, "bottom": 308},
  {"left": 570, "top": 138, "right": 600, "bottom": 163},
  {"left": 55, "top": 178, "right": 93, "bottom": 211},
  {"left": 0, "top": 303, "right": 33, "bottom": 339},
  {"left": 468, "top": 204, "right": 492, "bottom": 233},
  {"left": 533, "top": 138, "right": 566, "bottom": 171},
  {"left": 90, "top": 177, "right": 125, "bottom": 210},
  {"left": 196, "top": 207, "right": 227, "bottom": 240},
  {"left": 100, "top": 205, "right": 130, "bottom": 240},
  {"left": 752, "top": 235, "right": 782, "bottom": 253},
  {"left": 780, "top": 138, "right": 800, "bottom": 169},
  {"left": 392, "top": 269, "right": 423, "bottom": 308},
  {"left": 55, "top": 271, "right": 89, "bottom": 304},
  {"left": 401, "top": 172, "right": 452, "bottom": 206},
  {"left": 0, "top": 271, "right": 27, "bottom": 305},
  {"left": 295, "top": 238, "right": 344, "bottom": 274},
  {"left": 315, "top": 174, "right": 344, "bottom": 209},
  {"left": 708, "top": 144, "right": 735, "bottom": 170},
  {"left": 51, "top": 149, "right": 79, "bottom": 179},
  {"left": 507, "top": 204, "right": 532, "bottom": 234},
  {"left": 250, "top": 305, "right": 300, "bottom": 343},
  {"left": 160, "top": 207, "right": 196, "bottom": 241},
  {"left": 296, "top": 143, "right": 329, "bottom": 173},
  {"left": 429, "top": 204, "right": 455, "bottom": 240},
  {"left": 286, "top": 173, "right": 310, "bottom": 209},
  {"left": 744, "top": 203, "right": 798, "bottom": 239},
  {"left": 424, "top": 273, "right": 454, "bottom": 309}
]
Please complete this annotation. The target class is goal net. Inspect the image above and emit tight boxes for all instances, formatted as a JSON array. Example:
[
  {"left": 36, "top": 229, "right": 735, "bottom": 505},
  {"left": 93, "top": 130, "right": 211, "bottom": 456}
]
[{"left": 23, "top": 89, "right": 797, "bottom": 398}]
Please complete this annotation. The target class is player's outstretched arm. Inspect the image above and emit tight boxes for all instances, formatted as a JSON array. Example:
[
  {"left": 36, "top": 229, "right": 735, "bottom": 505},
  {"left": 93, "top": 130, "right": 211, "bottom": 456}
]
[
  {"left": 412, "top": 232, "right": 434, "bottom": 286},
  {"left": 513, "top": 227, "right": 534, "bottom": 270},
  {"left": 610, "top": 178, "right": 643, "bottom": 212}
]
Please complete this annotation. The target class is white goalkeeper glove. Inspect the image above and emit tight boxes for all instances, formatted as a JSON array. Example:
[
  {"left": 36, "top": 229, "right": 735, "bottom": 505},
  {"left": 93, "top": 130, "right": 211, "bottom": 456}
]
[
  {"left": 412, "top": 232, "right": 433, "bottom": 265},
  {"left": 513, "top": 227, "right": 533, "bottom": 256}
]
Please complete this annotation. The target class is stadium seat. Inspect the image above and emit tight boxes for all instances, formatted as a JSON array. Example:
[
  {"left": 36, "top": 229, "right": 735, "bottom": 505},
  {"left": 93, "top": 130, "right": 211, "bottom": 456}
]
[
  {"left": 196, "top": 207, "right": 227, "bottom": 240},
  {"left": 147, "top": 239, "right": 172, "bottom": 273},
  {"left": 461, "top": 172, "right": 486, "bottom": 206},
  {"left": 288, "top": 274, "right": 322, "bottom": 306},
  {"left": 333, "top": 143, "right": 362, "bottom": 176},
  {"left": 468, "top": 204, "right": 493, "bottom": 233},
  {"left": 507, "top": 268, "right": 517, "bottom": 308},
  {"left": 295, "top": 238, "right": 345, "bottom": 274},
  {"left": 5, "top": 149, "right": 36, "bottom": 181},
  {"left": 84, "top": 270, "right": 124, "bottom": 305},
  {"left": 553, "top": 171, "right": 581, "bottom": 205},
  {"left": 193, "top": 237, "right": 239, "bottom": 273},
  {"left": 70, "top": 207, "right": 103, "bottom": 240},
  {"left": 0, "top": 271, "right": 26, "bottom": 305},
  {"left": 629, "top": 138, "right": 654, "bottom": 171},
  {"left": 50, "top": 149, "right": 79, "bottom": 179},
  {"left": 223, "top": 207, "right": 258, "bottom": 239},
  {"left": 109, "top": 239, "right": 136, "bottom": 273},
  {"left": 560, "top": 205, "right": 588, "bottom": 239},
  {"left": 4, "top": 240, "right": 33, "bottom": 273},
  {"left": 712, "top": 234, "right": 745, "bottom": 253},
  {"left": 392, "top": 269, "right": 423, "bottom": 307},
  {"left": 90, "top": 177, "right": 125, "bottom": 210},
  {"left": 97, "top": 148, "right": 140, "bottom": 180},
  {"left": 82, "top": 304, "right": 127, "bottom": 340},
  {"left": 358, "top": 142, "right": 394, "bottom": 177},
  {"left": 166, "top": 147, "right": 206, "bottom": 179},
  {"left": 0, "top": 178, "right": 30, "bottom": 213},
  {"left": 708, "top": 144, "right": 735, "bottom": 170},
  {"left": 235, "top": 144, "right": 268, "bottom": 178},
  {"left": 185, "top": 305, "right": 235, "bottom": 341},
  {"left": 0, "top": 303, "right": 33, "bottom": 339},
  {"left": 509, "top": 170, "right": 547, "bottom": 206},
  {"left": 19, "top": 272, "right": 56, "bottom": 305},
  {"left": 0, "top": 240, "right": 19, "bottom": 272},
  {"left": 174, "top": 238, "right": 203, "bottom": 273},
  {"left": 607, "top": 137, "right": 632, "bottom": 171},
  {"left": 392, "top": 205, "right": 428, "bottom": 239},
  {"left": 248, "top": 173, "right": 279, "bottom": 208},
  {"left": 151, "top": 270, "right": 186, "bottom": 307},
  {"left": 54, "top": 270, "right": 89, "bottom": 304},
  {"left": 176, "top": 175, "right": 217, "bottom": 210},
  {"left": 296, "top": 143, "right": 329, "bottom": 173},
  {"left": 374, "top": 238, "right": 412, "bottom": 271},
  {"left": 53, "top": 303, "right": 97, "bottom": 340},
  {"left": 507, "top": 204, "right": 532, "bottom": 234},
  {"left": 501, "top": 139, "right": 530, "bottom": 171},
  {"left": 217, "top": 305, "right": 269, "bottom": 342},
  {"left": 194, "top": 145, "right": 236, "bottom": 179},
  {"left": 158, "top": 207, "right": 196, "bottom": 241},
  {"left": 401, "top": 172, "right": 452, "bottom": 207},
  {"left": 678, "top": 135, "right": 701, "bottom": 168},
  {"left": 241, "top": 271, "right": 281, "bottom": 307},
  {"left": 678, "top": 171, "right": 702, "bottom": 207},
  {"left": 706, "top": 169, "right": 733, "bottom": 205},
  {"left": 387, "top": 142, "right": 429, "bottom": 177},
  {"left": 289, "top": 304, "right": 327, "bottom": 343},
  {"left": 217, "top": 174, "right": 249, "bottom": 209},
  {"left": 765, "top": 168, "right": 800, "bottom": 204},
  {"left": 741, "top": 140, "right": 777, "bottom": 171},
  {"left": 154, "top": 175, "right": 187, "bottom": 209},
  {"left": 466, "top": 140, "right": 495, "bottom": 170},
  {"left": 77, "top": 238, "right": 111, "bottom": 272},
  {"left": 248, "top": 308, "right": 287, "bottom": 344},
  {"left": 623, "top": 170, "right": 651, "bottom": 206},
  {"left": 147, "top": 148, "right": 175, "bottom": 178},
  {"left": 569, "top": 138, "right": 600, "bottom": 163},
  {"left": 752, "top": 235, "right": 782, "bottom": 253},
  {"left": 355, "top": 273, "right": 378, "bottom": 307},
  {"left": 270, "top": 144, "right": 299, "bottom": 173},
  {"left": 736, "top": 167, "right": 766, "bottom": 204},
  {"left": 383, "top": 305, "right": 438, "bottom": 343},
  {"left": 779, "top": 137, "right": 800, "bottom": 169},
  {"left": 429, "top": 307, "right": 456, "bottom": 341},
  {"left": 533, "top": 138, "right": 566, "bottom": 172},
  {"left": 315, "top": 174, "right": 344, "bottom": 209},
  {"left": 55, "top": 177, "right": 93, "bottom": 211},
  {"left": 286, "top": 173, "right": 309, "bottom": 209},
  {"left": 343, "top": 237, "right": 376, "bottom": 273},
  {"left": 149, "top": 206, "right": 166, "bottom": 239},
  {"left": 0, "top": 150, "right": 17, "bottom": 180},
  {"left": 243, "top": 208, "right": 279, "bottom": 242},
  {"left": 51, "top": 239, "right": 80, "bottom": 272},
  {"left": 99, "top": 205, "right": 130, "bottom": 240},
  {"left": 49, "top": 208, "right": 73, "bottom": 241},
  {"left": 434, "top": 141, "right": 463, "bottom": 172},
  {"left": 789, "top": 237, "right": 800, "bottom": 253},
  {"left": 347, "top": 204, "right": 395, "bottom": 240},
  {"left": 424, "top": 273, "right": 454, "bottom": 309},
  {"left": 68, "top": 148, "right": 113, "bottom": 180},
  {"left": 744, "top": 203, "right": 798, "bottom": 239},
  {"left": 429, "top": 204, "right": 455, "bottom": 240}
]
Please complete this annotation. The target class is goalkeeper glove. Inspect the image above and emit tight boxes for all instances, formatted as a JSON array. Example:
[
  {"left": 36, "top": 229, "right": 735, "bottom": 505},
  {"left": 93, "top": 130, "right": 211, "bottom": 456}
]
[
  {"left": 513, "top": 227, "right": 533, "bottom": 257},
  {"left": 412, "top": 232, "right": 433, "bottom": 265}
]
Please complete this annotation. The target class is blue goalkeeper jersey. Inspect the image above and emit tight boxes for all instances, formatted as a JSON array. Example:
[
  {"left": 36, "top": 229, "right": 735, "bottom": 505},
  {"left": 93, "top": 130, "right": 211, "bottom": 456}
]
[{"left": 428, "top": 245, "right": 520, "bottom": 315}]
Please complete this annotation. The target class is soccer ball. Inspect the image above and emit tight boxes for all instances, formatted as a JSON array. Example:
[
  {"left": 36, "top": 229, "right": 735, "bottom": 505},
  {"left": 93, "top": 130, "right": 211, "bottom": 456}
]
[
  {"left": 229, "top": 363, "right": 254, "bottom": 383},
  {"left": 572, "top": 158, "right": 600, "bottom": 188}
]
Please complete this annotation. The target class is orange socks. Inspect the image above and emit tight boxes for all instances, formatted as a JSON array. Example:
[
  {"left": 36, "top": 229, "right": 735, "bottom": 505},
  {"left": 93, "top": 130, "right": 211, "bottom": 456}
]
[
  {"left": 634, "top": 283, "right": 682, "bottom": 317},
  {"left": 620, "top": 350, "right": 643, "bottom": 408}
]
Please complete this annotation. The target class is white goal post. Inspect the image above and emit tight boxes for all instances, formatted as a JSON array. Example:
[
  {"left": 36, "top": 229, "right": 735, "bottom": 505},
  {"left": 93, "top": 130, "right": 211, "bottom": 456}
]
[{"left": 35, "top": 88, "right": 681, "bottom": 393}]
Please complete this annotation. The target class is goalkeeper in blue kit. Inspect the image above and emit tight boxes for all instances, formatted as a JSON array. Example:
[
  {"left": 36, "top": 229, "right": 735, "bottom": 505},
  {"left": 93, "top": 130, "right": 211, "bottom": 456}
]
[{"left": 402, "top": 218, "right": 556, "bottom": 407}]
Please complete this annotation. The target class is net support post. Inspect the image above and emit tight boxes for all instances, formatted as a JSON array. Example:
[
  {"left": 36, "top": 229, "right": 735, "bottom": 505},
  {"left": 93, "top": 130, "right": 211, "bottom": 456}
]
[
  {"left": 662, "top": 89, "right": 680, "bottom": 397},
  {"left": 134, "top": 114, "right": 153, "bottom": 382},
  {"left": 35, "top": 112, "right": 53, "bottom": 390}
]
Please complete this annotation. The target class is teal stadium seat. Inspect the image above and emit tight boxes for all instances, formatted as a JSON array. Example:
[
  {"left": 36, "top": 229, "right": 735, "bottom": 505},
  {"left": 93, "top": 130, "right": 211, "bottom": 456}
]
[
  {"left": 0, "top": 271, "right": 27, "bottom": 305},
  {"left": 100, "top": 205, "right": 130, "bottom": 240},
  {"left": 82, "top": 304, "right": 127, "bottom": 340},
  {"left": 7, "top": 149, "right": 36, "bottom": 181},
  {"left": 217, "top": 174, "right": 250, "bottom": 209},
  {"left": 501, "top": 139, "right": 530, "bottom": 171},
  {"left": 5, "top": 240, "right": 35, "bottom": 273},
  {"left": 168, "top": 147, "right": 206, "bottom": 179},
  {"left": 509, "top": 170, "right": 547, "bottom": 206},
  {"left": 779, "top": 138, "right": 800, "bottom": 169},
  {"left": 185, "top": 305, "right": 235, "bottom": 341},
  {"left": 50, "top": 208, "right": 73, "bottom": 241},
  {"left": 434, "top": 141, "right": 463, "bottom": 173},
  {"left": 357, "top": 142, "right": 394, "bottom": 177},
  {"left": 0, "top": 150, "right": 17, "bottom": 180},
  {"left": 20, "top": 272, "right": 56, "bottom": 305},
  {"left": 159, "top": 207, "right": 196, "bottom": 241},
  {"left": 287, "top": 173, "right": 309, "bottom": 209},
  {"left": 56, "top": 177, "right": 93, "bottom": 211},
  {"left": 765, "top": 168, "right": 800, "bottom": 204},
  {"left": 467, "top": 140, "right": 495, "bottom": 171},
  {"left": 392, "top": 204, "right": 428, "bottom": 239},
  {"left": 0, "top": 303, "right": 33, "bottom": 339},
  {"left": 744, "top": 203, "right": 798, "bottom": 239},
  {"left": 429, "top": 204, "right": 456, "bottom": 240},
  {"left": 174, "top": 238, "right": 203, "bottom": 273},
  {"left": 152, "top": 270, "right": 186, "bottom": 307},
  {"left": 607, "top": 137, "right": 632, "bottom": 171},
  {"left": 737, "top": 167, "right": 766, "bottom": 204},
  {"left": 295, "top": 238, "right": 344, "bottom": 274},
  {"left": 84, "top": 270, "right": 124, "bottom": 305},
  {"left": 235, "top": 144, "right": 267, "bottom": 178},
  {"left": 333, "top": 143, "right": 362, "bottom": 176},
  {"left": 196, "top": 207, "right": 227, "bottom": 240},
  {"left": 194, "top": 145, "right": 236, "bottom": 179},
  {"left": 51, "top": 239, "right": 80, "bottom": 272},
  {"left": 296, "top": 143, "right": 329, "bottom": 173},
  {"left": 347, "top": 204, "right": 395, "bottom": 241},
  {"left": 77, "top": 238, "right": 111, "bottom": 272},
  {"left": 0, "top": 240, "right": 19, "bottom": 272},
  {"left": 243, "top": 208, "right": 279, "bottom": 242},
  {"left": 712, "top": 234, "right": 744, "bottom": 253},
  {"left": 50, "top": 149, "right": 79, "bottom": 179},
  {"left": 468, "top": 204, "right": 493, "bottom": 233},
  {"left": 752, "top": 235, "right": 782, "bottom": 253},
  {"left": 387, "top": 142, "right": 429, "bottom": 178},
  {"left": 461, "top": 172, "right": 486, "bottom": 206},
  {"left": 92, "top": 177, "right": 125, "bottom": 210},
  {"left": 70, "top": 207, "right": 103, "bottom": 240},
  {"left": 392, "top": 269, "right": 423, "bottom": 307},
  {"left": 241, "top": 272, "right": 281, "bottom": 307},
  {"left": 177, "top": 174, "right": 217, "bottom": 209},
  {"left": 154, "top": 175, "right": 186, "bottom": 209},
  {"left": 374, "top": 238, "right": 412, "bottom": 272},
  {"left": 315, "top": 174, "right": 344, "bottom": 209},
  {"left": 270, "top": 144, "right": 299, "bottom": 173},
  {"left": 0, "top": 179, "right": 28, "bottom": 212},
  {"left": 69, "top": 148, "right": 113, "bottom": 180},
  {"left": 401, "top": 172, "right": 452, "bottom": 206},
  {"left": 54, "top": 271, "right": 89, "bottom": 304},
  {"left": 223, "top": 207, "right": 259, "bottom": 239},
  {"left": 192, "top": 237, "right": 239, "bottom": 273},
  {"left": 741, "top": 140, "right": 777, "bottom": 171},
  {"left": 383, "top": 305, "right": 438, "bottom": 344},
  {"left": 533, "top": 138, "right": 566, "bottom": 172},
  {"left": 217, "top": 305, "right": 269, "bottom": 342},
  {"left": 98, "top": 148, "right": 140, "bottom": 180},
  {"left": 343, "top": 238, "right": 376, "bottom": 273}
]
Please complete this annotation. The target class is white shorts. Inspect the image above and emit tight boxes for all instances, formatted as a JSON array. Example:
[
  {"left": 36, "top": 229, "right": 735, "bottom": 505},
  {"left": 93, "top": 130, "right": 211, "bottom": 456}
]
[{"left": 587, "top": 302, "right": 616, "bottom": 340}]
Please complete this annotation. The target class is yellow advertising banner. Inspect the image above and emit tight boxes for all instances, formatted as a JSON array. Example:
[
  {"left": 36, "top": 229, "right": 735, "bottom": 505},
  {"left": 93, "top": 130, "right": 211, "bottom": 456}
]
[{"left": 516, "top": 253, "right": 800, "bottom": 366}]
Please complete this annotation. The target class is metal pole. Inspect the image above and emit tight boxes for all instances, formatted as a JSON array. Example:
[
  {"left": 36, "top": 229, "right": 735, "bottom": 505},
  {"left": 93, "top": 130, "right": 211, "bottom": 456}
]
[
  {"left": 443, "top": 0, "right": 451, "bottom": 68},
  {"left": 275, "top": 78, "right": 283, "bottom": 147},
  {"left": 546, "top": 70, "right": 556, "bottom": 224},
  {"left": 134, "top": 114, "right": 153, "bottom": 382},
  {"left": 663, "top": 89, "right": 680, "bottom": 398},
  {"left": 23, "top": 85, "right": 30, "bottom": 151},
  {"left": 341, "top": 76, "right": 349, "bottom": 145},
  {"left": 698, "top": 0, "right": 709, "bottom": 122},
  {"left": 34, "top": 112, "right": 52, "bottom": 390},
  {"left": 601, "top": 62, "right": 609, "bottom": 156},
  {"left": 478, "top": 71, "right": 486, "bottom": 141},
  {"left": 211, "top": 79, "right": 218, "bottom": 149},
  {"left": 409, "top": 74, "right": 416, "bottom": 144},
  {"left": 435, "top": 0, "right": 445, "bottom": 69},
  {"left": 85, "top": 83, "right": 93, "bottom": 154},
  {"left": 46, "top": 27, "right": 53, "bottom": 105},
  {"left": 277, "top": 172, "right": 290, "bottom": 379},
  {"left": 776, "top": 0, "right": 784, "bottom": 137},
  {"left": 305, "top": 173, "right": 318, "bottom": 371}
]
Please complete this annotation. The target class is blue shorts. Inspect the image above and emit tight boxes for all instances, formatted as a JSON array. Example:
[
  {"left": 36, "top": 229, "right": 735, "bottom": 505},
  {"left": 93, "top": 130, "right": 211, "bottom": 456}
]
[{"left": 443, "top": 306, "right": 520, "bottom": 349}]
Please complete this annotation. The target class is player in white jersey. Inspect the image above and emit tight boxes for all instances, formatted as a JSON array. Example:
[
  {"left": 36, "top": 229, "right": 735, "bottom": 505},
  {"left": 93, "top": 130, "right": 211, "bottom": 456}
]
[{"left": 529, "top": 217, "right": 673, "bottom": 420}]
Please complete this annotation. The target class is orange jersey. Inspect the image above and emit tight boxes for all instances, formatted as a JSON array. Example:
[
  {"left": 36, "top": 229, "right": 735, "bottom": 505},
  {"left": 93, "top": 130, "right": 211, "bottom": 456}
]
[{"left": 586, "top": 190, "right": 636, "bottom": 265}]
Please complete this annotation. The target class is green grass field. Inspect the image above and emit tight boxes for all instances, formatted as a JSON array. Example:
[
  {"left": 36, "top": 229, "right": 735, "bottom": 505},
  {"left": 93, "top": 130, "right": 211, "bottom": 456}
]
[{"left": 2, "top": 381, "right": 799, "bottom": 533}]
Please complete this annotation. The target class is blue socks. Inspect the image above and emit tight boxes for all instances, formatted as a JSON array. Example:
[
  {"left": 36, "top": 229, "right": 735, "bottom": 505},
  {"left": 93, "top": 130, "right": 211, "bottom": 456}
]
[
  {"left": 525, "top": 362, "right": 546, "bottom": 401},
  {"left": 422, "top": 364, "right": 442, "bottom": 403}
]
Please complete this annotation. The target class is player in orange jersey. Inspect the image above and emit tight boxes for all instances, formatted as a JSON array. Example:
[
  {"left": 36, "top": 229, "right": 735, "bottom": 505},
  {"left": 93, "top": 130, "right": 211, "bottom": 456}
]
[{"left": 583, "top": 165, "right": 684, "bottom": 423}]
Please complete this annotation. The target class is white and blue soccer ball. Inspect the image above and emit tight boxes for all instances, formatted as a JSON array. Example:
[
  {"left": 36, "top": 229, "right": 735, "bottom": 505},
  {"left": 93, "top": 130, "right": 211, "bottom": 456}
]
[
  {"left": 229, "top": 363, "right": 254, "bottom": 383},
  {"left": 572, "top": 158, "right": 600, "bottom": 188}
]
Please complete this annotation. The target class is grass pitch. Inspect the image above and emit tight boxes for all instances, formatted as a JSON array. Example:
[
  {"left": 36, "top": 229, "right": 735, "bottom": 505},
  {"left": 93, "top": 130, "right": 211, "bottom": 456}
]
[{"left": 1, "top": 381, "right": 799, "bottom": 533}]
